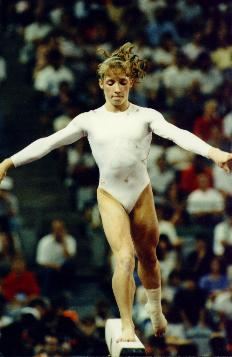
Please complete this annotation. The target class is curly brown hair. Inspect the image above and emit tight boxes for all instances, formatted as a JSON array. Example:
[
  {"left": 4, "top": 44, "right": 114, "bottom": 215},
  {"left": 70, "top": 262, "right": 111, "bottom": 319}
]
[{"left": 97, "top": 42, "right": 146, "bottom": 83}]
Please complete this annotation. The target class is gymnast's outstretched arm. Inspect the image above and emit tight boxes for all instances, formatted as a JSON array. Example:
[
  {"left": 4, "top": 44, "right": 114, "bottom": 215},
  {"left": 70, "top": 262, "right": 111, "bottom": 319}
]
[
  {"left": 0, "top": 114, "right": 87, "bottom": 181},
  {"left": 149, "top": 111, "right": 232, "bottom": 173}
]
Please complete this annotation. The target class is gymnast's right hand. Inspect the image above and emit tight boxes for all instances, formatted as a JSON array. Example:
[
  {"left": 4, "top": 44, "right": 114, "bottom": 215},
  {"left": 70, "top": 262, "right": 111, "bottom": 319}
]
[{"left": 0, "top": 159, "right": 14, "bottom": 182}]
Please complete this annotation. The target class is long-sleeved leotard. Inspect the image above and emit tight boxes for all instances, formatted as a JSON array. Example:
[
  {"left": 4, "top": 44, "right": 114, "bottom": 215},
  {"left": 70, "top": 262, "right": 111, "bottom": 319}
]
[{"left": 11, "top": 104, "right": 212, "bottom": 213}]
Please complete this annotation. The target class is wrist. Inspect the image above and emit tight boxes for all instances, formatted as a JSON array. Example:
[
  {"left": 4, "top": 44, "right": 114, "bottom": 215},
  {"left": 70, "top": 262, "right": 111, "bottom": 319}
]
[
  {"left": 207, "top": 147, "right": 221, "bottom": 163},
  {"left": 3, "top": 158, "right": 14, "bottom": 170}
]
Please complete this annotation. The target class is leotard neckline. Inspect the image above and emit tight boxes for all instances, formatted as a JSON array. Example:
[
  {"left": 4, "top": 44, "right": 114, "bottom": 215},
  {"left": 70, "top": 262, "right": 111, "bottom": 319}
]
[{"left": 102, "top": 102, "right": 132, "bottom": 115}]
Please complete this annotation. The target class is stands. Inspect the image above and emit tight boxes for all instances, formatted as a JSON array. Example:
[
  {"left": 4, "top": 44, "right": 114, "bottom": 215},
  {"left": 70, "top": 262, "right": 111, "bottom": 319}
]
[{"left": 0, "top": 0, "right": 232, "bottom": 355}]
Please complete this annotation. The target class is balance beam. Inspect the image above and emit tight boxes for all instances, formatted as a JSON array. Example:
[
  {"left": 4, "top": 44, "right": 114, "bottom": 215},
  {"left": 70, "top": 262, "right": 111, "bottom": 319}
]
[{"left": 105, "top": 319, "right": 146, "bottom": 356}]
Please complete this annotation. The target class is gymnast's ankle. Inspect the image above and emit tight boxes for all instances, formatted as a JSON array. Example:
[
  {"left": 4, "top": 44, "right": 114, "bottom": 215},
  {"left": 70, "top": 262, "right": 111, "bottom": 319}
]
[{"left": 144, "top": 286, "right": 162, "bottom": 312}]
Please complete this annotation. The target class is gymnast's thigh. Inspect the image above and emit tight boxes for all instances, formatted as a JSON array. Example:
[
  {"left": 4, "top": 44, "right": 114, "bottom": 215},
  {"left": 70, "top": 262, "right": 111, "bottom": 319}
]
[
  {"left": 97, "top": 188, "right": 134, "bottom": 255},
  {"left": 129, "top": 183, "right": 159, "bottom": 250}
]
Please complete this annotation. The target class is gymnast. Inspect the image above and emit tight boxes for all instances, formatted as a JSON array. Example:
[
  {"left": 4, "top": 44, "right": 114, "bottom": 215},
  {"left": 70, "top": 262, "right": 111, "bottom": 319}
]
[{"left": 0, "top": 43, "right": 232, "bottom": 342}]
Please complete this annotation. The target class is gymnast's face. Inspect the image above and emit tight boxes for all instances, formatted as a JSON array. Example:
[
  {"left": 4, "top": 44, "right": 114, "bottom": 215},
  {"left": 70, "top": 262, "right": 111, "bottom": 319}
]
[{"left": 99, "top": 69, "right": 133, "bottom": 112}]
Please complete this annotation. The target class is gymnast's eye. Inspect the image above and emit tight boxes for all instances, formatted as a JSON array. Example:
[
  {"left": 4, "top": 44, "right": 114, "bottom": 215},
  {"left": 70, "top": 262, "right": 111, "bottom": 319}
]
[
  {"left": 106, "top": 80, "right": 114, "bottom": 86},
  {"left": 119, "top": 79, "right": 128, "bottom": 85}
]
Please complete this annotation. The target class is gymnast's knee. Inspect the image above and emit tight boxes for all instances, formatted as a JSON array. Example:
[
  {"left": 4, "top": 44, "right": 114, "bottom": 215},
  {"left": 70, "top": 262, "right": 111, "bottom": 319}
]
[
  {"left": 137, "top": 247, "right": 158, "bottom": 270},
  {"left": 115, "top": 251, "right": 135, "bottom": 274}
]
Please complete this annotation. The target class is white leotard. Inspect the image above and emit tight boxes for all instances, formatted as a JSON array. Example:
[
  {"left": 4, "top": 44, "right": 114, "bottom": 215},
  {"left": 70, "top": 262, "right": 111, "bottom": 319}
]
[{"left": 11, "top": 104, "right": 212, "bottom": 213}]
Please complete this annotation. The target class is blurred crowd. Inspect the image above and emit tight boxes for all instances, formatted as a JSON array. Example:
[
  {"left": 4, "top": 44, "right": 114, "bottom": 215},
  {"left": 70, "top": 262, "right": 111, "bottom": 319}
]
[{"left": 0, "top": 0, "right": 232, "bottom": 355}]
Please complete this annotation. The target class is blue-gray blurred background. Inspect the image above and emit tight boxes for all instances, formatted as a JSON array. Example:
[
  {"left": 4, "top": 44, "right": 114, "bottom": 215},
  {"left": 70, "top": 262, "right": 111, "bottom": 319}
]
[{"left": 0, "top": 1, "right": 232, "bottom": 356}]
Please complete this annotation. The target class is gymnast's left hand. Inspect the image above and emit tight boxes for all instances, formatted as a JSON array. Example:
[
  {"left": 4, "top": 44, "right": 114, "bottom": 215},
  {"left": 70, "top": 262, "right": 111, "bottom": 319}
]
[
  {"left": 0, "top": 159, "right": 14, "bottom": 182},
  {"left": 208, "top": 147, "right": 232, "bottom": 173}
]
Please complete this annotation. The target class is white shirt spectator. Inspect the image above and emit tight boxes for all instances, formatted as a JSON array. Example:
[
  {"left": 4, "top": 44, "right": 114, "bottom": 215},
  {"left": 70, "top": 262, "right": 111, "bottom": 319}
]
[
  {"left": 182, "top": 42, "right": 204, "bottom": 61},
  {"left": 67, "top": 146, "right": 95, "bottom": 174},
  {"left": 49, "top": 6, "right": 64, "bottom": 25},
  {"left": 153, "top": 47, "right": 175, "bottom": 66},
  {"left": 34, "top": 65, "right": 74, "bottom": 95},
  {"left": 187, "top": 188, "right": 224, "bottom": 214},
  {"left": 159, "top": 220, "right": 178, "bottom": 245},
  {"left": 24, "top": 22, "right": 53, "bottom": 43},
  {"left": 149, "top": 161, "right": 175, "bottom": 195},
  {"left": 162, "top": 65, "right": 201, "bottom": 97},
  {"left": 195, "top": 68, "right": 223, "bottom": 95},
  {"left": 36, "top": 233, "right": 76, "bottom": 267},
  {"left": 213, "top": 220, "right": 232, "bottom": 256},
  {"left": 159, "top": 250, "right": 177, "bottom": 283},
  {"left": 53, "top": 114, "right": 71, "bottom": 132},
  {"left": 147, "top": 144, "right": 164, "bottom": 171},
  {"left": 137, "top": 0, "right": 166, "bottom": 23},
  {"left": 223, "top": 112, "right": 232, "bottom": 138},
  {"left": 137, "top": 70, "right": 163, "bottom": 93},
  {"left": 166, "top": 145, "right": 195, "bottom": 170},
  {"left": 210, "top": 290, "right": 232, "bottom": 318},
  {"left": 133, "top": 43, "right": 155, "bottom": 60}
]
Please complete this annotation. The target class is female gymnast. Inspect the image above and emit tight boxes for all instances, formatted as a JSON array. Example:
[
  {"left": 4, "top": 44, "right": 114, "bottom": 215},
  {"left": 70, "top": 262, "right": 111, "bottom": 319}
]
[{"left": 0, "top": 43, "right": 232, "bottom": 342}]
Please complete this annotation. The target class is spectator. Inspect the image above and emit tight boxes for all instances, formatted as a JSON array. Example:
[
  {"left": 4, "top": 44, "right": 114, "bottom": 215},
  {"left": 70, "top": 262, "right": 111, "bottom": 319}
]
[
  {"left": 0, "top": 294, "right": 13, "bottom": 328},
  {"left": 213, "top": 198, "right": 232, "bottom": 260},
  {"left": 137, "top": 0, "right": 165, "bottom": 24},
  {"left": 1, "top": 255, "right": 40, "bottom": 302},
  {"left": 164, "top": 182, "right": 185, "bottom": 226},
  {"left": 158, "top": 205, "right": 181, "bottom": 246},
  {"left": 210, "top": 28, "right": 232, "bottom": 71},
  {"left": 171, "top": 82, "right": 204, "bottom": 131},
  {"left": 199, "top": 257, "right": 229, "bottom": 296},
  {"left": 172, "top": 275, "right": 207, "bottom": 327},
  {"left": 66, "top": 141, "right": 97, "bottom": 211},
  {"left": 0, "top": 176, "right": 20, "bottom": 236},
  {"left": 162, "top": 51, "right": 200, "bottom": 99},
  {"left": 209, "top": 335, "right": 230, "bottom": 356},
  {"left": 186, "top": 173, "right": 224, "bottom": 226},
  {"left": 179, "top": 155, "right": 213, "bottom": 195},
  {"left": 146, "top": 6, "right": 180, "bottom": 46},
  {"left": 1, "top": 0, "right": 232, "bottom": 353},
  {"left": 33, "top": 32, "right": 61, "bottom": 78},
  {"left": 223, "top": 111, "right": 232, "bottom": 141},
  {"left": 166, "top": 142, "right": 195, "bottom": 171},
  {"left": 157, "top": 234, "right": 178, "bottom": 284},
  {"left": 162, "top": 269, "right": 181, "bottom": 304},
  {"left": 75, "top": 314, "right": 108, "bottom": 355},
  {"left": 176, "top": 0, "right": 202, "bottom": 29},
  {"left": 36, "top": 219, "right": 77, "bottom": 296},
  {"left": 149, "top": 154, "right": 175, "bottom": 199},
  {"left": 0, "top": 231, "right": 17, "bottom": 277},
  {"left": 95, "top": 299, "right": 112, "bottom": 329},
  {"left": 194, "top": 52, "right": 223, "bottom": 96},
  {"left": 182, "top": 30, "right": 205, "bottom": 62},
  {"left": 185, "top": 315, "right": 213, "bottom": 356},
  {"left": 181, "top": 235, "right": 213, "bottom": 281},
  {"left": 133, "top": 285, "right": 150, "bottom": 331},
  {"left": 34, "top": 49, "right": 75, "bottom": 96},
  {"left": 0, "top": 305, "right": 43, "bottom": 356},
  {"left": 213, "top": 163, "right": 232, "bottom": 198},
  {"left": 152, "top": 33, "right": 177, "bottom": 68},
  {"left": 193, "top": 99, "right": 222, "bottom": 142},
  {"left": 210, "top": 282, "right": 232, "bottom": 321},
  {"left": 23, "top": 12, "right": 53, "bottom": 44}
]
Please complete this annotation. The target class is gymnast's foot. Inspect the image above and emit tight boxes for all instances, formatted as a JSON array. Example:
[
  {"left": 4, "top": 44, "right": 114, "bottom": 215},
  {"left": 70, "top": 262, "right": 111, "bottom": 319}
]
[
  {"left": 145, "top": 303, "right": 168, "bottom": 337},
  {"left": 117, "top": 322, "right": 136, "bottom": 342}
]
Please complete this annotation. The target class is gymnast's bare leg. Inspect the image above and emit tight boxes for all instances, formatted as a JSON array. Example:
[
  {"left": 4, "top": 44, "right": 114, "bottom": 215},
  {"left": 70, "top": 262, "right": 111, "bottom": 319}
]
[
  {"left": 130, "top": 183, "right": 167, "bottom": 336},
  {"left": 97, "top": 188, "right": 136, "bottom": 342}
]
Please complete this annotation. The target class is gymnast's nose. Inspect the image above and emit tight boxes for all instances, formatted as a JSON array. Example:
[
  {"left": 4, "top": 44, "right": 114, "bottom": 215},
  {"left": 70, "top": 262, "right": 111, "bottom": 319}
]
[{"left": 114, "top": 81, "right": 121, "bottom": 92}]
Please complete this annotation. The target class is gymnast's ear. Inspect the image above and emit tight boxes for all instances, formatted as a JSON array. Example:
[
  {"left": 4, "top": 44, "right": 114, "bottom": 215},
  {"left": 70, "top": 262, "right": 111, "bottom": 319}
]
[{"left": 99, "top": 79, "right": 104, "bottom": 90}]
